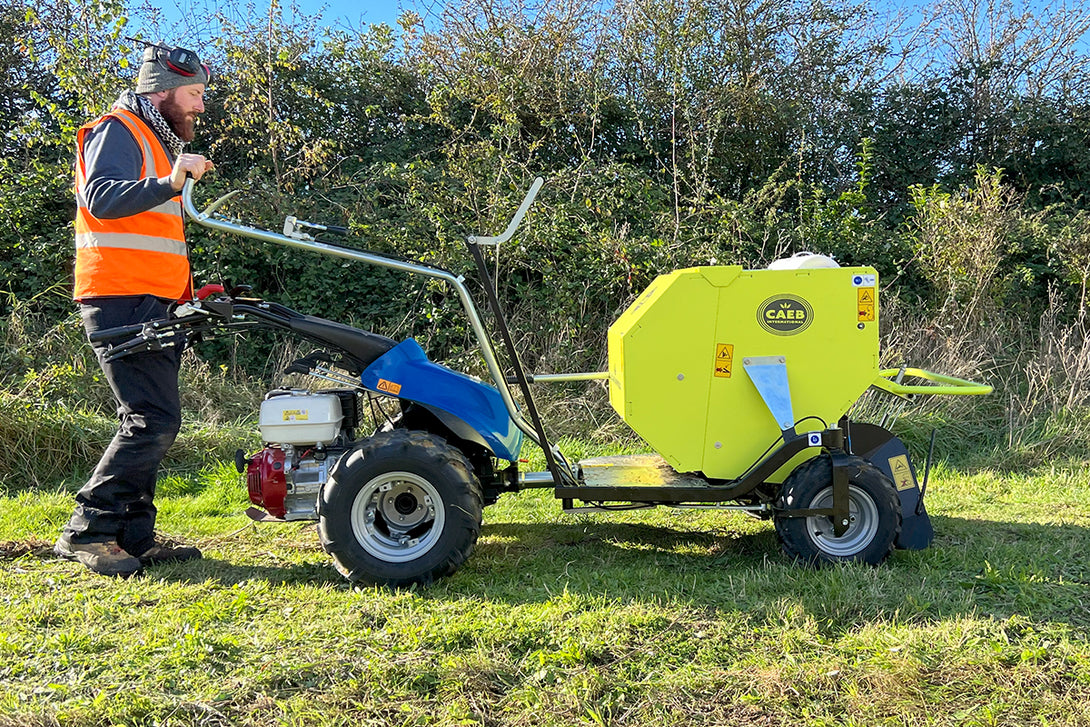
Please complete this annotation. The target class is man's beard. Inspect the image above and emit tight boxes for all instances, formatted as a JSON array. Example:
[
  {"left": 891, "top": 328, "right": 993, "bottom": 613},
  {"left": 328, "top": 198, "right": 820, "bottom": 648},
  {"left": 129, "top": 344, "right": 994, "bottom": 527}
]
[{"left": 159, "top": 90, "right": 196, "bottom": 142}]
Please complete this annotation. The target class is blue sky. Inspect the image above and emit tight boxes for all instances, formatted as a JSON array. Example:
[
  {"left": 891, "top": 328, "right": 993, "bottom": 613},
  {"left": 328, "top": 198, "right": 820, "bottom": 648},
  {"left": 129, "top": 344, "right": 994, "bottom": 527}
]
[
  {"left": 154, "top": 0, "right": 414, "bottom": 35},
  {"left": 280, "top": 0, "right": 407, "bottom": 29},
  {"left": 150, "top": 0, "right": 1086, "bottom": 62}
]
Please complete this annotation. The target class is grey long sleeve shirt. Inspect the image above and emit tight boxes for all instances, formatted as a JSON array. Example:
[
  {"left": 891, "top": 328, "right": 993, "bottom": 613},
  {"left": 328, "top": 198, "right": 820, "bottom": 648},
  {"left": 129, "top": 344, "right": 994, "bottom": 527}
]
[{"left": 80, "top": 116, "right": 178, "bottom": 220}]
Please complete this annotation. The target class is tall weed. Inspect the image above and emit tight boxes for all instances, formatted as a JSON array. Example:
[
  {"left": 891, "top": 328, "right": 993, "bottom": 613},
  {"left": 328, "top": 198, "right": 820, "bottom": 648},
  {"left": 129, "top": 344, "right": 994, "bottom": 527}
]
[
  {"left": 4, "top": 167, "right": 1090, "bottom": 485},
  {"left": 909, "top": 168, "right": 1021, "bottom": 323},
  {"left": 0, "top": 296, "right": 265, "bottom": 488},
  {"left": 870, "top": 288, "right": 1090, "bottom": 467}
]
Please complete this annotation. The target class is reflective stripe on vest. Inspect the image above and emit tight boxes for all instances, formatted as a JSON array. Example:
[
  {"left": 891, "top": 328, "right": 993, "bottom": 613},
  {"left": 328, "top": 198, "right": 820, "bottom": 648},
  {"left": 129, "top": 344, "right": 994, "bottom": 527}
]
[{"left": 74, "top": 109, "right": 191, "bottom": 300}]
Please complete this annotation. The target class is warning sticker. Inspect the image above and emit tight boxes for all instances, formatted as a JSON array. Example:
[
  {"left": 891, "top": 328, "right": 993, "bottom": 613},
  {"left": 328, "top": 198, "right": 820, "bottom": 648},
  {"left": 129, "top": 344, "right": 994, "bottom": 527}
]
[
  {"left": 377, "top": 379, "right": 403, "bottom": 395},
  {"left": 888, "top": 454, "right": 916, "bottom": 491},
  {"left": 714, "top": 344, "right": 734, "bottom": 378},
  {"left": 857, "top": 287, "right": 876, "bottom": 322},
  {"left": 282, "top": 409, "right": 309, "bottom": 421}
]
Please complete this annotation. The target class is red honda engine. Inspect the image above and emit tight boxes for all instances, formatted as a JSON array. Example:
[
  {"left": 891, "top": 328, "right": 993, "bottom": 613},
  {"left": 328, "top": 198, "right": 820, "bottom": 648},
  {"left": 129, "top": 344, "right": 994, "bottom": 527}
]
[
  {"left": 242, "top": 443, "right": 344, "bottom": 521},
  {"left": 246, "top": 447, "right": 288, "bottom": 518},
  {"left": 240, "top": 388, "right": 359, "bottom": 522}
]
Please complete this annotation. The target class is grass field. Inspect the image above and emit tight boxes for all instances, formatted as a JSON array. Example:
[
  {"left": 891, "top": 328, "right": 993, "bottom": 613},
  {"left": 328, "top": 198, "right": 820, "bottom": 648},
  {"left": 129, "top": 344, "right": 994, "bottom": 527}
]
[{"left": 2, "top": 444, "right": 1089, "bottom": 727}]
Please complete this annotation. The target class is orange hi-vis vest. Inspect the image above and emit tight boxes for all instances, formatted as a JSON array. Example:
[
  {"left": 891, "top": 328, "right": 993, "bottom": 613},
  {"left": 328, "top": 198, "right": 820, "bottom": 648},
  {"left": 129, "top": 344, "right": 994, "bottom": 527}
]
[{"left": 74, "top": 109, "right": 191, "bottom": 301}]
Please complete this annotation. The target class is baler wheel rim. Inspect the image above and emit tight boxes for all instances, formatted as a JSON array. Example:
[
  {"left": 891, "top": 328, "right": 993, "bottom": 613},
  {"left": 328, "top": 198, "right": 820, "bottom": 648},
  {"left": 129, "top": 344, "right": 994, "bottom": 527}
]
[{"left": 801, "top": 484, "right": 880, "bottom": 556}]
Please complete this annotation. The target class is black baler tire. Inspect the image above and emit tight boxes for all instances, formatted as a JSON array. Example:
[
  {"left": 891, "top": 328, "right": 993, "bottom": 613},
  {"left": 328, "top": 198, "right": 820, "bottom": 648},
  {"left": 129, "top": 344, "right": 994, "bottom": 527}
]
[
  {"left": 775, "top": 454, "right": 901, "bottom": 566},
  {"left": 318, "top": 429, "right": 482, "bottom": 587}
]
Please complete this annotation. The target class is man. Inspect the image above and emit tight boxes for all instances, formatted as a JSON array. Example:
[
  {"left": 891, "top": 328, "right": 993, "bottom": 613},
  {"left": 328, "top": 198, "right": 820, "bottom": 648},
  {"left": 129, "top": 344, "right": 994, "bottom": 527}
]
[{"left": 55, "top": 43, "right": 216, "bottom": 576}]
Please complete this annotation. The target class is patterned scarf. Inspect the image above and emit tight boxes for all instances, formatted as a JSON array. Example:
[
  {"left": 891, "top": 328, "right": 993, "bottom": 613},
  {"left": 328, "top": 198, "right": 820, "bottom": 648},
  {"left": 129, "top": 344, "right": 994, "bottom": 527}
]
[{"left": 113, "top": 89, "right": 186, "bottom": 158}]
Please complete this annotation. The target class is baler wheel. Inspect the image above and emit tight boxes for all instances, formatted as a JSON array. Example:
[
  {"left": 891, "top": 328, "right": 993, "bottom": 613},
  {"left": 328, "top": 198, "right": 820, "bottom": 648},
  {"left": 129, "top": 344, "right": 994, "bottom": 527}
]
[{"left": 774, "top": 454, "right": 901, "bottom": 566}]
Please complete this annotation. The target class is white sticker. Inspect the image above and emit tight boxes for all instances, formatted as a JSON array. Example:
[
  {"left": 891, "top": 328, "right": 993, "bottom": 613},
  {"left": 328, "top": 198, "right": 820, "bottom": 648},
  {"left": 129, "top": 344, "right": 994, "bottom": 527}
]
[
  {"left": 806, "top": 432, "right": 822, "bottom": 447},
  {"left": 851, "top": 274, "right": 877, "bottom": 287}
]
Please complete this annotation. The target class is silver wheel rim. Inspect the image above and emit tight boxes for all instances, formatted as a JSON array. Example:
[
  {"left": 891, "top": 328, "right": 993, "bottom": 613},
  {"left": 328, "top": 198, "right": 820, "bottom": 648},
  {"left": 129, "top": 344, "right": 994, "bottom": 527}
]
[
  {"left": 804, "top": 484, "right": 879, "bottom": 557},
  {"left": 350, "top": 471, "right": 445, "bottom": 563}
]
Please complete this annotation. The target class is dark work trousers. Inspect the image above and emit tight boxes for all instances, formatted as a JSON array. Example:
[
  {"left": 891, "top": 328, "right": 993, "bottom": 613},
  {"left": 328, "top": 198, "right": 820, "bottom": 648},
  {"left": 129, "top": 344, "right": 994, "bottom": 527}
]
[{"left": 62, "top": 295, "right": 183, "bottom": 555}]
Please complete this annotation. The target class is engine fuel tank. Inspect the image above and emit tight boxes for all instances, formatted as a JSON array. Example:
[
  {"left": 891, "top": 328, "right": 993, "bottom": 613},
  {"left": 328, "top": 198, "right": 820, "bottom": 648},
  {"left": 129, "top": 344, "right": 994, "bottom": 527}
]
[
  {"left": 259, "top": 390, "right": 343, "bottom": 445},
  {"left": 607, "top": 265, "right": 880, "bottom": 480}
]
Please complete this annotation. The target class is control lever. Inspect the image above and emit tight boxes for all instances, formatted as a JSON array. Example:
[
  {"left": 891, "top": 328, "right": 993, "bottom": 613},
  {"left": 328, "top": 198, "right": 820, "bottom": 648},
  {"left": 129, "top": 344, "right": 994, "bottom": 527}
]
[{"left": 283, "top": 216, "right": 348, "bottom": 240}]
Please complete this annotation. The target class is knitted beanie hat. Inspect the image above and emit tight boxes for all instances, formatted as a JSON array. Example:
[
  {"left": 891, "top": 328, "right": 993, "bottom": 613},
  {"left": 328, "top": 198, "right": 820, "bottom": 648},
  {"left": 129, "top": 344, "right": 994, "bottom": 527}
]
[{"left": 136, "top": 44, "right": 210, "bottom": 94}]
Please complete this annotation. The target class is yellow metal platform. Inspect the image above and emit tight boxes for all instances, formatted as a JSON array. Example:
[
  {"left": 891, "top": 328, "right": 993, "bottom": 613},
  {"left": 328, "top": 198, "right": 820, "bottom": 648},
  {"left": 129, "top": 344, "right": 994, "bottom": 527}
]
[{"left": 578, "top": 454, "right": 709, "bottom": 489}]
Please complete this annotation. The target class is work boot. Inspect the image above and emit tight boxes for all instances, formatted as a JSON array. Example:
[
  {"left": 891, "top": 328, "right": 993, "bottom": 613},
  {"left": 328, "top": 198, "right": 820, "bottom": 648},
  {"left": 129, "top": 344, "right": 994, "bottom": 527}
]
[
  {"left": 54, "top": 535, "right": 142, "bottom": 577},
  {"left": 134, "top": 541, "right": 202, "bottom": 566}
]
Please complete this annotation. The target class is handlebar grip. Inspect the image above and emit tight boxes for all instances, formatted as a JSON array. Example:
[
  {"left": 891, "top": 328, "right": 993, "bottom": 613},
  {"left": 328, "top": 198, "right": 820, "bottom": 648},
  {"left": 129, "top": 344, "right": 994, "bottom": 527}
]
[{"left": 88, "top": 323, "right": 145, "bottom": 344}]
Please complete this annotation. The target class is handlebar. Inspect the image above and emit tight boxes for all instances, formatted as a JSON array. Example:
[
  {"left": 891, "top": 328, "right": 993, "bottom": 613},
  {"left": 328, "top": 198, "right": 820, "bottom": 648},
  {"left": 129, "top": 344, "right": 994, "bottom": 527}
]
[
  {"left": 88, "top": 322, "right": 146, "bottom": 344},
  {"left": 89, "top": 316, "right": 200, "bottom": 345},
  {"left": 180, "top": 176, "right": 558, "bottom": 456},
  {"left": 467, "top": 177, "right": 544, "bottom": 246}
]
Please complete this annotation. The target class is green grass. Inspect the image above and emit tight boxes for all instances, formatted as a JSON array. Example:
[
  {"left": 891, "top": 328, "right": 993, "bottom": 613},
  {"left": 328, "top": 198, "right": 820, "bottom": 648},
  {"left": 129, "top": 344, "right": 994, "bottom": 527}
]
[{"left": 2, "top": 455, "right": 1090, "bottom": 726}]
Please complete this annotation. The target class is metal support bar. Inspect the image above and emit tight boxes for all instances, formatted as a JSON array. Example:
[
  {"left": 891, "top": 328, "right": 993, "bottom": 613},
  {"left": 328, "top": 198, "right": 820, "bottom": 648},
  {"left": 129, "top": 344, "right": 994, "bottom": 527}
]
[
  {"left": 510, "top": 371, "right": 610, "bottom": 384},
  {"left": 918, "top": 429, "right": 937, "bottom": 515},
  {"left": 468, "top": 178, "right": 544, "bottom": 246},
  {"left": 562, "top": 502, "right": 769, "bottom": 514},
  {"left": 782, "top": 449, "right": 852, "bottom": 530},
  {"left": 468, "top": 242, "right": 576, "bottom": 487},
  {"left": 872, "top": 367, "right": 993, "bottom": 397},
  {"left": 830, "top": 450, "right": 851, "bottom": 537},
  {"left": 554, "top": 485, "right": 763, "bottom": 503}
]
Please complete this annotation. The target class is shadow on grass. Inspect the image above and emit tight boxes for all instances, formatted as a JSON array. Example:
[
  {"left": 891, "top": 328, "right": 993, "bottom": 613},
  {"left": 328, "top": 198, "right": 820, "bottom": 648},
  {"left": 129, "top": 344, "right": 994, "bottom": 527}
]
[
  {"left": 147, "top": 556, "right": 339, "bottom": 586},
  {"left": 10, "top": 513, "right": 1088, "bottom": 631},
  {"left": 461, "top": 514, "right": 1090, "bottom": 629},
  {"left": 1, "top": 540, "right": 339, "bottom": 586}
]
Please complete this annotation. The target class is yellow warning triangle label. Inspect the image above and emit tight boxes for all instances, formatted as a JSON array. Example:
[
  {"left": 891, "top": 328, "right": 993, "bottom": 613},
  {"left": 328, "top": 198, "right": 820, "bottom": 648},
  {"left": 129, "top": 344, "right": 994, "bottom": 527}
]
[
  {"left": 888, "top": 455, "right": 915, "bottom": 491},
  {"left": 714, "top": 344, "right": 734, "bottom": 378}
]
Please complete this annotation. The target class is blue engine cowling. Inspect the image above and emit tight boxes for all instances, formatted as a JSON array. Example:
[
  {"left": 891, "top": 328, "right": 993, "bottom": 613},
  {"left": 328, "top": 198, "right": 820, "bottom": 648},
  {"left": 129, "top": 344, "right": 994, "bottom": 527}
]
[{"left": 359, "top": 339, "right": 523, "bottom": 461}]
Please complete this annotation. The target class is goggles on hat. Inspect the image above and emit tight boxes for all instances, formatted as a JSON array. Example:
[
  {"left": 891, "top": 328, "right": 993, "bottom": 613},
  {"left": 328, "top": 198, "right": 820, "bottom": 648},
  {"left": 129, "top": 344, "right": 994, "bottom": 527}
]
[
  {"left": 128, "top": 38, "right": 213, "bottom": 84},
  {"left": 156, "top": 45, "right": 212, "bottom": 83}
]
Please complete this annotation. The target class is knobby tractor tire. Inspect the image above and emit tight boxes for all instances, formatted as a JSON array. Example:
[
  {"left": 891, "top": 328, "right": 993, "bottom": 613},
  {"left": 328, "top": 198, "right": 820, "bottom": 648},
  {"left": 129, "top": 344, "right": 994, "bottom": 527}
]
[
  {"left": 318, "top": 429, "right": 483, "bottom": 587},
  {"left": 774, "top": 454, "right": 901, "bottom": 566}
]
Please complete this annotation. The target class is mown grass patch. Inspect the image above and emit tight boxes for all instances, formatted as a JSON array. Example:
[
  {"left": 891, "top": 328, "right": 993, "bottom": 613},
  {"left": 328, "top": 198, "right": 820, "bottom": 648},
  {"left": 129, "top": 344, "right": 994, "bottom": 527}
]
[{"left": 2, "top": 456, "right": 1089, "bottom": 726}]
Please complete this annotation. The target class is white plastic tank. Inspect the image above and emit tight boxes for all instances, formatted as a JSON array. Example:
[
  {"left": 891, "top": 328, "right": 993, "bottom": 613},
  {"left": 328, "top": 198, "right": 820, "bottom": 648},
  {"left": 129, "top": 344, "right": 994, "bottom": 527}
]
[
  {"left": 767, "top": 252, "right": 840, "bottom": 270},
  {"left": 259, "top": 390, "right": 343, "bottom": 445}
]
